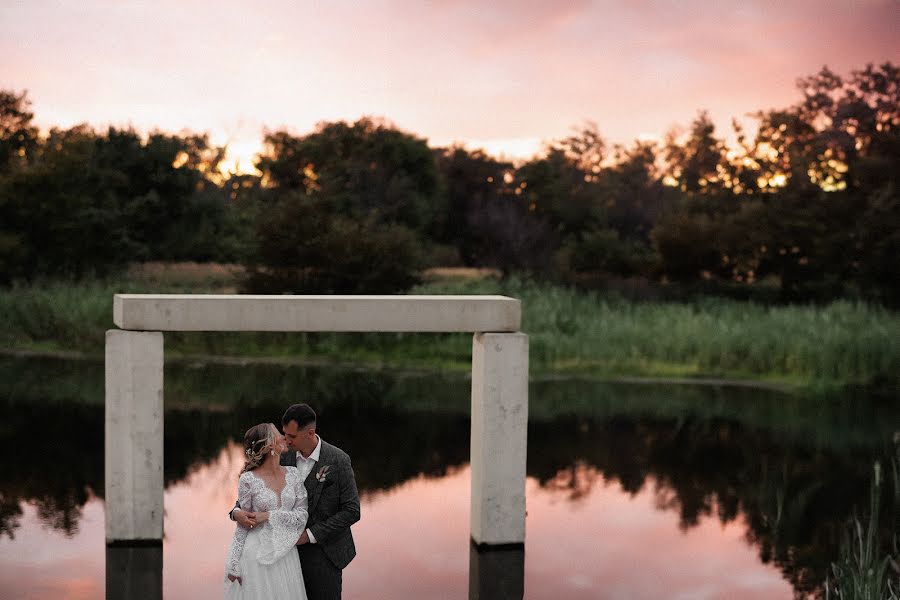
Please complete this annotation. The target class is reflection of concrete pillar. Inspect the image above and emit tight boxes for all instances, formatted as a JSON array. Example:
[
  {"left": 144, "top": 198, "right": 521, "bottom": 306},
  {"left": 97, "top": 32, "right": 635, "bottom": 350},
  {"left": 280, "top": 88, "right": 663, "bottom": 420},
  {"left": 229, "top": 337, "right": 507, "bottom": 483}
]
[
  {"left": 106, "top": 545, "right": 163, "bottom": 600},
  {"left": 105, "top": 330, "right": 164, "bottom": 542},
  {"left": 470, "top": 332, "right": 528, "bottom": 545},
  {"left": 469, "top": 541, "right": 525, "bottom": 600}
]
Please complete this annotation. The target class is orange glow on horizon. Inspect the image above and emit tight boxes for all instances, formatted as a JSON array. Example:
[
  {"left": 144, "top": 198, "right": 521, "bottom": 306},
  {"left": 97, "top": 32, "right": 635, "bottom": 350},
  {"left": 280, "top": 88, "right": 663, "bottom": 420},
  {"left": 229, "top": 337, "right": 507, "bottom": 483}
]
[{"left": 4, "top": 1, "right": 894, "bottom": 177}]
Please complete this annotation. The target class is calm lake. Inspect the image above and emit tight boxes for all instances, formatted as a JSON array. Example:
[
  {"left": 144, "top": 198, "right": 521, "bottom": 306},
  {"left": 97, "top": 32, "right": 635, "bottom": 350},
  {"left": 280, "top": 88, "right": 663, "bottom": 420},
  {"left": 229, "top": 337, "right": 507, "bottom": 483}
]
[{"left": 0, "top": 355, "right": 896, "bottom": 599}]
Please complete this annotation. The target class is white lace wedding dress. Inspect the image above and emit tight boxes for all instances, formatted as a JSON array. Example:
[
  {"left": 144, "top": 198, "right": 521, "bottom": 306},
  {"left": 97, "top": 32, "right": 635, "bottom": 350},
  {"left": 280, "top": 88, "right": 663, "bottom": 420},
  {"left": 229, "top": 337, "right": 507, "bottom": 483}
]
[{"left": 224, "top": 466, "right": 309, "bottom": 599}]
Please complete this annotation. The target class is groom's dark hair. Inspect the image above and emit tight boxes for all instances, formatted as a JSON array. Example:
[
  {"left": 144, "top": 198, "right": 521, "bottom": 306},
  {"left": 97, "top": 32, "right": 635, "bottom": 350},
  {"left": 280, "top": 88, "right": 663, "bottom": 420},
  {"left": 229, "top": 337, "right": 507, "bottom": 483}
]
[{"left": 282, "top": 403, "right": 316, "bottom": 429}]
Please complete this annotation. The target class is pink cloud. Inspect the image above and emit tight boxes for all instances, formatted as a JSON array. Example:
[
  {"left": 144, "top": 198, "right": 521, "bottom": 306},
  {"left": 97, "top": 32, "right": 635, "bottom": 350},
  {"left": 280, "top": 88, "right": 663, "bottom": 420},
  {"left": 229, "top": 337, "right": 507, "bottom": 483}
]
[{"left": 1, "top": 1, "right": 896, "bottom": 161}]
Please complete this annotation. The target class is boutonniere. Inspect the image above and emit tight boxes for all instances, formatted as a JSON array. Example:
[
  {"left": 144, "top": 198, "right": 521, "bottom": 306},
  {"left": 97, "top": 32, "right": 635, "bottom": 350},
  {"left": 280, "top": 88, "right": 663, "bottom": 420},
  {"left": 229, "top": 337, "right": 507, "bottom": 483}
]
[{"left": 315, "top": 465, "right": 331, "bottom": 482}]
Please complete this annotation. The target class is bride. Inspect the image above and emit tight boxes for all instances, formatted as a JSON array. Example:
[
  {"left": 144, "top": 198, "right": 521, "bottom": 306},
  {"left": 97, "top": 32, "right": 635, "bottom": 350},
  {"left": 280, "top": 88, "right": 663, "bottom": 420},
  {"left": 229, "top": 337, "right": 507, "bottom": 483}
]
[{"left": 224, "top": 423, "right": 309, "bottom": 599}]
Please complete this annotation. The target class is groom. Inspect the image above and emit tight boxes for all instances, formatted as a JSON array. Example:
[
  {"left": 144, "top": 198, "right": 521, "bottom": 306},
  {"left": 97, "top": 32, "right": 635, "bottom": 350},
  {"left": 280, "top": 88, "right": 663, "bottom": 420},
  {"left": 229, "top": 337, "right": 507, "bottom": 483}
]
[{"left": 230, "top": 403, "right": 361, "bottom": 600}]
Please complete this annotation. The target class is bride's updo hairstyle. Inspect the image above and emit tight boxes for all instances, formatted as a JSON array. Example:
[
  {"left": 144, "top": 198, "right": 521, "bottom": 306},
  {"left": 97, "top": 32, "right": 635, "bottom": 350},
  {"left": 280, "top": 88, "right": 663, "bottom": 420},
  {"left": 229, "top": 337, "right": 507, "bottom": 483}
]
[{"left": 240, "top": 423, "right": 278, "bottom": 474}]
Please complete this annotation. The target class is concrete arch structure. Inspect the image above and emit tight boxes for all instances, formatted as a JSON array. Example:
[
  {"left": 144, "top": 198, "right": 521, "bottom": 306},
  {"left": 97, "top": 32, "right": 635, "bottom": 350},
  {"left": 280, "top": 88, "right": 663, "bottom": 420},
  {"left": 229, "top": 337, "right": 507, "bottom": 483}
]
[{"left": 105, "top": 294, "right": 528, "bottom": 549}]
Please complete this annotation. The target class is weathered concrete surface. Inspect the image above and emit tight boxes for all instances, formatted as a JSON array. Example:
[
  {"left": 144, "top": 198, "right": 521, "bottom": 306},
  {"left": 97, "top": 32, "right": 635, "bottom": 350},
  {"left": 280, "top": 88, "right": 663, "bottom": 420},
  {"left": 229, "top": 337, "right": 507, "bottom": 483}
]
[
  {"left": 470, "top": 332, "right": 529, "bottom": 545},
  {"left": 114, "top": 294, "right": 521, "bottom": 332},
  {"left": 105, "top": 330, "right": 164, "bottom": 542}
]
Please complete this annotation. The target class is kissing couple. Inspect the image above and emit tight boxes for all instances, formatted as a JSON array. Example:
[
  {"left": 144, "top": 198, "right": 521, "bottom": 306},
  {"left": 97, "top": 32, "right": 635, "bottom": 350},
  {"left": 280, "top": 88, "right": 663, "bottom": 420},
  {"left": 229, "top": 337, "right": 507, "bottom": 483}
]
[{"left": 224, "top": 403, "right": 360, "bottom": 600}]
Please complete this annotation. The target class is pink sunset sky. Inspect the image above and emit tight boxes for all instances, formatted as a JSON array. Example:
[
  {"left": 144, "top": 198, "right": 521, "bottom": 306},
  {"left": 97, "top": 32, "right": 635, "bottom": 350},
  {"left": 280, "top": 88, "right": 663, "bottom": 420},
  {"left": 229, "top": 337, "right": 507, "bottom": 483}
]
[{"left": 3, "top": 0, "right": 898, "bottom": 171}]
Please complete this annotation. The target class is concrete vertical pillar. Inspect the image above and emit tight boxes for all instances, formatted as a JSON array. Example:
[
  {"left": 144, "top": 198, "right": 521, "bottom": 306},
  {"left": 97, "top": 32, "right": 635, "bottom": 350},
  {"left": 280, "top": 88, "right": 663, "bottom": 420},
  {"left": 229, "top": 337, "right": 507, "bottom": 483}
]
[
  {"left": 105, "top": 330, "right": 164, "bottom": 543},
  {"left": 470, "top": 332, "right": 528, "bottom": 545}
]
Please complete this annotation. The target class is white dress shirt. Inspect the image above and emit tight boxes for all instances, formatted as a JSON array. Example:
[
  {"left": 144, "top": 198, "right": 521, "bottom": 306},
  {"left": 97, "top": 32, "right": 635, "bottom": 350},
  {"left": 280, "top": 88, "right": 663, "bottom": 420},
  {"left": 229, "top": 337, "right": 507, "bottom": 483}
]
[
  {"left": 295, "top": 435, "right": 322, "bottom": 481},
  {"left": 295, "top": 435, "right": 322, "bottom": 544}
]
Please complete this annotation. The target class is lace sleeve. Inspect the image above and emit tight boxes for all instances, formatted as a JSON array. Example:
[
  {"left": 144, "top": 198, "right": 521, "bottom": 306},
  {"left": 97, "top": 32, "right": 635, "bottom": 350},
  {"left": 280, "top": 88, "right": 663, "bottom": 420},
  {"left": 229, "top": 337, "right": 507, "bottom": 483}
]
[
  {"left": 256, "top": 468, "right": 309, "bottom": 565},
  {"left": 224, "top": 472, "right": 253, "bottom": 579}
]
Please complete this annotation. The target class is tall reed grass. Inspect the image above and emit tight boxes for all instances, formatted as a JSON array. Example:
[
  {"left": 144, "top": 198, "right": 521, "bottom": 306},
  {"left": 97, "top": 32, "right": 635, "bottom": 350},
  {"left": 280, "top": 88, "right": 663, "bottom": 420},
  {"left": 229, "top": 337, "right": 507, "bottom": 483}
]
[
  {"left": 1, "top": 276, "right": 897, "bottom": 389},
  {"left": 422, "top": 277, "right": 900, "bottom": 388},
  {"left": 826, "top": 460, "right": 900, "bottom": 600}
]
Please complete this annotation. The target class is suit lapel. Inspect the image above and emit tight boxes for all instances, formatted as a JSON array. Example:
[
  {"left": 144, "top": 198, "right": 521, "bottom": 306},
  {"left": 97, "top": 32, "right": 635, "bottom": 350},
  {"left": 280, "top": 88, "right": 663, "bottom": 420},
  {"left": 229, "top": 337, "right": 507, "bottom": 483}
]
[{"left": 304, "top": 460, "right": 318, "bottom": 495}]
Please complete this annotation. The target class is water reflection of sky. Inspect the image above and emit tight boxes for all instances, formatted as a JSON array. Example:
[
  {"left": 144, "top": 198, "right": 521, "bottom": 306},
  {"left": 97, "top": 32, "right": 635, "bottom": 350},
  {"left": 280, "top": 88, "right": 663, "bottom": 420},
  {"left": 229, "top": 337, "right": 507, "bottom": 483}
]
[{"left": 0, "top": 443, "right": 791, "bottom": 599}]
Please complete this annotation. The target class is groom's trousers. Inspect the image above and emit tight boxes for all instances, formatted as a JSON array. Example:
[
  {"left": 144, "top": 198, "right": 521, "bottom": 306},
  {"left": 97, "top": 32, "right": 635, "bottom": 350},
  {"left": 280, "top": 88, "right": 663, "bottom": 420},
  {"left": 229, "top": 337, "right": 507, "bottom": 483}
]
[{"left": 298, "top": 544, "right": 342, "bottom": 600}]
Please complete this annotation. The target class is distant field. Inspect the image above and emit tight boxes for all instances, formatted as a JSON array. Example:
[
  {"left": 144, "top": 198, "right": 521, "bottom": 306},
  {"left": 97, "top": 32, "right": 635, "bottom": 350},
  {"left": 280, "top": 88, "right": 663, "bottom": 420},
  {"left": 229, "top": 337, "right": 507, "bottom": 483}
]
[
  {"left": 127, "top": 262, "right": 501, "bottom": 289},
  {"left": 126, "top": 261, "right": 245, "bottom": 292},
  {"left": 1, "top": 263, "right": 898, "bottom": 393}
]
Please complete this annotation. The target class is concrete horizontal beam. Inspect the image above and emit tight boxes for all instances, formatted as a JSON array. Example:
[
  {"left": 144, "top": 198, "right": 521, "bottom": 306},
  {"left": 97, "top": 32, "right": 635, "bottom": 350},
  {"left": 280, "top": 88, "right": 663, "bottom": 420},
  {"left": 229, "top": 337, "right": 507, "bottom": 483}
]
[{"left": 113, "top": 294, "right": 521, "bottom": 333}]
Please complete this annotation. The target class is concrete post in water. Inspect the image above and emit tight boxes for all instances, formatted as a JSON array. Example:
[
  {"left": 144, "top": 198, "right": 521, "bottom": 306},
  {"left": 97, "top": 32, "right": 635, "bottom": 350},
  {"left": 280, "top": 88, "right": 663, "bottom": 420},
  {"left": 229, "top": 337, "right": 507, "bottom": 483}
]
[
  {"left": 470, "top": 332, "right": 528, "bottom": 545},
  {"left": 106, "top": 545, "right": 163, "bottom": 600},
  {"left": 469, "top": 541, "right": 525, "bottom": 600},
  {"left": 105, "top": 330, "right": 164, "bottom": 544}
]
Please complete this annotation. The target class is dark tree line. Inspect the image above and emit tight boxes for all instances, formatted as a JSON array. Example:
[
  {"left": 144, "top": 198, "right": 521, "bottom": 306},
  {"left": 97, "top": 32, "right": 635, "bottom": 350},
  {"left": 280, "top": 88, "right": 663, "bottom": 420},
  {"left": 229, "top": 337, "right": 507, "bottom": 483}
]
[{"left": 0, "top": 62, "right": 897, "bottom": 303}]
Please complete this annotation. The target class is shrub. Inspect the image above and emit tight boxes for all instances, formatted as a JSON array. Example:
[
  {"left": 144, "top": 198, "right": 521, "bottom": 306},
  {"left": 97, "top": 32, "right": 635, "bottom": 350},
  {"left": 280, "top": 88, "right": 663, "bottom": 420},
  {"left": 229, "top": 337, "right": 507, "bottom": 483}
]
[{"left": 241, "top": 195, "right": 423, "bottom": 294}]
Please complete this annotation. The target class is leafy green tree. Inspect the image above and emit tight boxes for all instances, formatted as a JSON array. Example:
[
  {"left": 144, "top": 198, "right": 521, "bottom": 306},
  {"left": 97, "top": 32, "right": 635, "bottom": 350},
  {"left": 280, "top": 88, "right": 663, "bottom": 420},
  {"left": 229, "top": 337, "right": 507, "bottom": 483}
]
[
  {"left": 651, "top": 204, "right": 723, "bottom": 282},
  {"left": 663, "top": 111, "right": 730, "bottom": 195},
  {"left": 651, "top": 63, "right": 899, "bottom": 303},
  {"left": 551, "top": 121, "right": 606, "bottom": 178},
  {"left": 89, "top": 128, "right": 227, "bottom": 260},
  {"left": 549, "top": 138, "right": 670, "bottom": 284},
  {"left": 0, "top": 90, "right": 38, "bottom": 173},
  {"left": 557, "top": 227, "right": 656, "bottom": 280},
  {"left": 241, "top": 194, "right": 423, "bottom": 294},
  {"left": 599, "top": 141, "right": 675, "bottom": 241},
  {"left": 0, "top": 123, "right": 235, "bottom": 282},
  {"left": 855, "top": 184, "right": 900, "bottom": 304},
  {"left": 748, "top": 63, "right": 899, "bottom": 301},
  {"left": 256, "top": 118, "right": 442, "bottom": 233},
  {"left": 515, "top": 125, "right": 607, "bottom": 239},
  {"left": 0, "top": 126, "right": 135, "bottom": 280},
  {"left": 433, "top": 145, "right": 513, "bottom": 265},
  {"left": 465, "top": 192, "right": 558, "bottom": 276}
]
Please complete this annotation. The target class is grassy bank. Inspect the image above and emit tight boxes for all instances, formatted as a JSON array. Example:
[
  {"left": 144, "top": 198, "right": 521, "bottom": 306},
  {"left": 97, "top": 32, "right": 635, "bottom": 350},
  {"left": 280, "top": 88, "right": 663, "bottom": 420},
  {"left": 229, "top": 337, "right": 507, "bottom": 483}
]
[{"left": 1, "top": 274, "right": 898, "bottom": 391}]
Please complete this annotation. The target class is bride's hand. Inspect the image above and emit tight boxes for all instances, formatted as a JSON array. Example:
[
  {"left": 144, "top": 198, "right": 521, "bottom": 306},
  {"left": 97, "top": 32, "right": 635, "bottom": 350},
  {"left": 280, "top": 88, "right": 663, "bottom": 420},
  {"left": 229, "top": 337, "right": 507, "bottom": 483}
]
[
  {"left": 234, "top": 510, "right": 257, "bottom": 529},
  {"left": 256, "top": 511, "right": 270, "bottom": 523},
  {"left": 227, "top": 574, "right": 242, "bottom": 585}
]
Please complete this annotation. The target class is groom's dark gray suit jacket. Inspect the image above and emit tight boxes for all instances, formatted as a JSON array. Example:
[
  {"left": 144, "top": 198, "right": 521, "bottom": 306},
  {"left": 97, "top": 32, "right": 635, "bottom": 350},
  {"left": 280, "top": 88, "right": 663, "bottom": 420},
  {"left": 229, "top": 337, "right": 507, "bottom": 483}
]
[{"left": 280, "top": 440, "right": 360, "bottom": 570}]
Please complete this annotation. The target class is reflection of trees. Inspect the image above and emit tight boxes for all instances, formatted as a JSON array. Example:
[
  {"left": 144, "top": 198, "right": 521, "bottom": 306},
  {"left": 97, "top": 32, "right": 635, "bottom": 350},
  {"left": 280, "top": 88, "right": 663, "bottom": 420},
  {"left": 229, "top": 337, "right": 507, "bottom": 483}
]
[
  {"left": 0, "top": 399, "right": 231, "bottom": 538},
  {"left": 2, "top": 356, "right": 897, "bottom": 598},
  {"left": 0, "top": 379, "right": 473, "bottom": 539},
  {"left": 0, "top": 494, "right": 23, "bottom": 539},
  {"left": 0, "top": 400, "right": 102, "bottom": 538},
  {"left": 527, "top": 415, "right": 897, "bottom": 597},
  {"left": 5, "top": 397, "right": 891, "bottom": 597},
  {"left": 541, "top": 462, "right": 601, "bottom": 503}
]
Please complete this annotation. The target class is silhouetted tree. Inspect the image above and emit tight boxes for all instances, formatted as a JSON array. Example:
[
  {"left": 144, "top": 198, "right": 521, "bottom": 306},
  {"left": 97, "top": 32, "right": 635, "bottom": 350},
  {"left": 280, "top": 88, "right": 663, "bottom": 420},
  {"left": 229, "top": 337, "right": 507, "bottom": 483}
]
[
  {"left": 663, "top": 111, "right": 730, "bottom": 195},
  {"left": 0, "top": 90, "right": 38, "bottom": 174},
  {"left": 465, "top": 194, "right": 558, "bottom": 276},
  {"left": 515, "top": 146, "right": 603, "bottom": 239},
  {"left": 433, "top": 145, "right": 513, "bottom": 265},
  {"left": 0, "top": 122, "right": 233, "bottom": 282},
  {"left": 241, "top": 194, "right": 423, "bottom": 293},
  {"left": 256, "top": 118, "right": 442, "bottom": 233}
]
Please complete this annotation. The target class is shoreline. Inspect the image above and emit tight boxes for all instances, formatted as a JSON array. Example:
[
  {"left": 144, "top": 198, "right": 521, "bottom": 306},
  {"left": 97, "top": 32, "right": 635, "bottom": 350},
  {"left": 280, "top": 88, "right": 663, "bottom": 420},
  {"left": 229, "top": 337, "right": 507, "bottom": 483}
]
[{"left": 0, "top": 346, "right": 795, "bottom": 393}]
